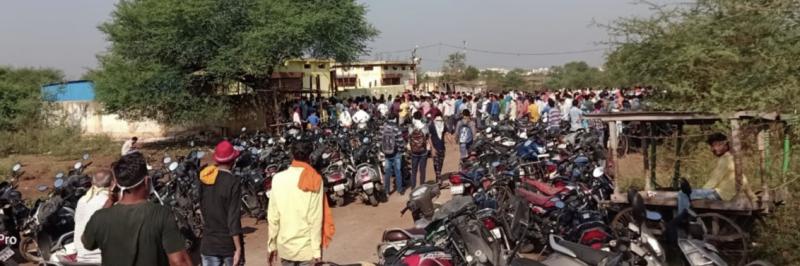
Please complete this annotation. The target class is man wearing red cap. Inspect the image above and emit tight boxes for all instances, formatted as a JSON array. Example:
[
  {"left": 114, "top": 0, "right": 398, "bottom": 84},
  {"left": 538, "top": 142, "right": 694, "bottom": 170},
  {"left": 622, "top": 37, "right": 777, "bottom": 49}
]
[{"left": 199, "top": 140, "right": 244, "bottom": 266}]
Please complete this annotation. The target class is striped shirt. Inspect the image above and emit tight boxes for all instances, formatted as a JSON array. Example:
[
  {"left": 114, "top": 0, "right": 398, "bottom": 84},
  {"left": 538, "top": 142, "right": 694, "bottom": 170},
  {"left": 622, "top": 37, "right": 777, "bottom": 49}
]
[{"left": 548, "top": 108, "right": 562, "bottom": 128}]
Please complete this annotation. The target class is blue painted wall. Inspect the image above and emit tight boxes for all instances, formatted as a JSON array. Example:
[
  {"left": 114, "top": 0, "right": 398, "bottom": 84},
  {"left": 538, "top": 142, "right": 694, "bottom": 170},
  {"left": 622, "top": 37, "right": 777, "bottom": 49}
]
[{"left": 41, "top": 80, "right": 95, "bottom": 102}]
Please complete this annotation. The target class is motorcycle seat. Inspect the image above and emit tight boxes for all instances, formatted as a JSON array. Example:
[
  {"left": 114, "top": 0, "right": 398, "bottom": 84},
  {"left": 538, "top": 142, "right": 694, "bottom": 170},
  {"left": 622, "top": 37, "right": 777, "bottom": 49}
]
[
  {"left": 516, "top": 188, "right": 555, "bottom": 208},
  {"left": 522, "top": 178, "right": 566, "bottom": 196},
  {"left": 551, "top": 235, "right": 613, "bottom": 266},
  {"left": 382, "top": 228, "right": 426, "bottom": 242}
]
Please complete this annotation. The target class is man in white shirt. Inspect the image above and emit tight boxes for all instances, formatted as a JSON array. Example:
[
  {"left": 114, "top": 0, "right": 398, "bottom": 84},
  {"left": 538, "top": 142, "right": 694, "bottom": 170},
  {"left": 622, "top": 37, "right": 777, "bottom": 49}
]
[
  {"left": 121, "top": 137, "right": 138, "bottom": 156},
  {"left": 338, "top": 108, "right": 353, "bottom": 128},
  {"left": 377, "top": 101, "right": 389, "bottom": 118},
  {"left": 443, "top": 97, "right": 455, "bottom": 118},
  {"left": 75, "top": 170, "right": 113, "bottom": 264},
  {"left": 561, "top": 95, "right": 573, "bottom": 120},
  {"left": 352, "top": 104, "right": 371, "bottom": 129},
  {"left": 569, "top": 99, "right": 584, "bottom": 132}
]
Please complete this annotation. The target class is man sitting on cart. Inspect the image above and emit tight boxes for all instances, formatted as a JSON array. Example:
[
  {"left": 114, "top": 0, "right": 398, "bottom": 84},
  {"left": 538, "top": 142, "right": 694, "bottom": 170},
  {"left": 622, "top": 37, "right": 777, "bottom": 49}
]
[{"left": 691, "top": 133, "right": 758, "bottom": 201}]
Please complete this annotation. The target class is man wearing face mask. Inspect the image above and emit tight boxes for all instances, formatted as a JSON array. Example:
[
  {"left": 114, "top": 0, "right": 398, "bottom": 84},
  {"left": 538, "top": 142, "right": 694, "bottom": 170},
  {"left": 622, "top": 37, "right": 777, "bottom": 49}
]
[
  {"left": 429, "top": 113, "right": 449, "bottom": 183},
  {"left": 83, "top": 153, "right": 192, "bottom": 266}
]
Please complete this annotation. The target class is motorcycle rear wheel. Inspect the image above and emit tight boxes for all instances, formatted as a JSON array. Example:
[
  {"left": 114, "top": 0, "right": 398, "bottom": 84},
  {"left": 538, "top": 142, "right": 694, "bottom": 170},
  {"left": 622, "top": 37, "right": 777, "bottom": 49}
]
[
  {"left": 368, "top": 195, "right": 379, "bottom": 207},
  {"left": 333, "top": 197, "right": 344, "bottom": 207}
]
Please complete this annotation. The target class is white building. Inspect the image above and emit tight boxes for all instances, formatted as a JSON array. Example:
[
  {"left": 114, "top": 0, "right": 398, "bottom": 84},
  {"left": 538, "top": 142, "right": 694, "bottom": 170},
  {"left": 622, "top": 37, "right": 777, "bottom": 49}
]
[{"left": 332, "top": 61, "right": 417, "bottom": 96}]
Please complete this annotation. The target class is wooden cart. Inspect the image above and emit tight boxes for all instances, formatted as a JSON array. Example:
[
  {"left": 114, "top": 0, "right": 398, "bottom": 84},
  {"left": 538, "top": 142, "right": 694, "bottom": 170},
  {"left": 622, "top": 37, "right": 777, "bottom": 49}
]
[{"left": 584, "top": 111, "right": 791, "bottom": 266}]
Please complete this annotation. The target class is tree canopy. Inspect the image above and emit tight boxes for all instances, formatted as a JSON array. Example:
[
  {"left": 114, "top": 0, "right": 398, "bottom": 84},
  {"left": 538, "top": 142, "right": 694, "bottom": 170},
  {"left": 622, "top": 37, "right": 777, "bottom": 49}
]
[
  {"left": 441, "top": 52, "right": 467, "bottom": 82},
  {"left": 502, "top": 68, "right": 526, "bottom": 89},
  {"left": 545, "top": 61, "right": 606, "bottom": 89},
  {"left": 0, "top": 66, "right": 63, "bottom": 131},
  {"left": 463, "top": 66, "right": 480, "bottom": 81},
  {"left": 91, "top": 0, "right": 378, "bottom": 124},
  {"left": 604, "top": 0, "right": 800, "bottom": 115}
]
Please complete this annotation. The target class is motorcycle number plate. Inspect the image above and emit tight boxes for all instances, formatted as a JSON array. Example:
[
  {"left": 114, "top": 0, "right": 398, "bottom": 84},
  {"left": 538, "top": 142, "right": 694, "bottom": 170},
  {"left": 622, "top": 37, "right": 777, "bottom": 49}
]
[
  {"left": 450, "top": 185, "right": 464, "bottom": 195},
  {"left": 491, "top": 228, "right": 502, "bottom": 239},
  {"left": 362, "top": 182, "right": 374, "bottom": 190},
  {"left": 0, "top": 247, "right": 12, "bottom": 261},
  {"left": 334, "top": 184, "right": 346, "bottom": 192},
  {"left": 265, "top": 190, "right": 271, "bottom": 198}
]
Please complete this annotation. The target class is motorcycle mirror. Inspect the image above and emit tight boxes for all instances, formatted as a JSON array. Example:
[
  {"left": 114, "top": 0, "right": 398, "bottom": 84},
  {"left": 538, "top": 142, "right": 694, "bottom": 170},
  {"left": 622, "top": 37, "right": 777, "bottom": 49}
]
[
  {"left": 168, "top": 162, "right": 179, "bottom": 172},
  {"left": 362, "top": 137, "right": 369, "bottom": 144},
  {"left": 189, "top": 140, "right": 195, "bottom": 147},
  {"left": 268, "top": 138, "right": 275, "bottom": 145},
  {"left": 241, "top": 127, "right": 247, "bottom": 132},
  {"left": 555, "top": 201, "right": 566, "bottom": 209},
  {"left": 54, "top": 178, "right": 64, "bottom": 189},
  {"left": 73, "top": 162, "right": 83, "bottom": 170},
  {"left": 163, "top": 157, "right": 172, "bottom": 165},
  {"left": 592, "top": 167, "right": 605, "bottom": 178},
  {"left": 82, "top": 153, "right": 90, "bottom": 161},
  {"left": 36, "top": 185, "right": 49, "bottom": 192},
  {"left": 11, "top": 163, "right": 21, "bottom": 173},
  {"left": 55, "top": 172, "right": 64, "bottom": 179},
  {"left": 485, "top": 127, "right": 492, "bottom": 134},
  {"left": 196, "top": 151, "right": 206, "bottom": 159},
  {"left": 146, "top": 164, "right": 153, "bottom": 171}
]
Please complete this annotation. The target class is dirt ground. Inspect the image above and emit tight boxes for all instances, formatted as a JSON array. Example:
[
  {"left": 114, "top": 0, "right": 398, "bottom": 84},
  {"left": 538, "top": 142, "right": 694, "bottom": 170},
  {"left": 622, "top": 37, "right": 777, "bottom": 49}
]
[
  {"left": 241, "top": 142, "right": 461, "bottom": 265},
  {"left": 4, "top": 140, "right": 462, "bottom": 265}
]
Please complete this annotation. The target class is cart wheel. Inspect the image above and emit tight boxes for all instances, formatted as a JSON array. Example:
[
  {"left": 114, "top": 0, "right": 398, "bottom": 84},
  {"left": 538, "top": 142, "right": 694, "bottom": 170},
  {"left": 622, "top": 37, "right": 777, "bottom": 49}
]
[
  {"left": 698, "top": 213, "right": 749, "bottom": 266},
  {"left": 610, "top": 207, "right": 666, "bottom": 237},
  {"left": 617, "top": 135, "right": 629, "bottom": 157}
]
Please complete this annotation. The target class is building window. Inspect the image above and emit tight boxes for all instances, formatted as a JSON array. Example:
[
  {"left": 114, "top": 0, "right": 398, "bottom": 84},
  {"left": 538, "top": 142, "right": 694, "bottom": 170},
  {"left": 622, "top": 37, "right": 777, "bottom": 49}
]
[
  {"left": 304, "top": 64, "right": 311, "bottom": 69},
  {"left": 383, "top": 66, "right": 389, "bottom": 70},
  {"left": 401, "top": 66, "right": 406, "bottom": 70},
  {"left": 392, "top": 66, "right": 398, "bottom": 70},
  {"left": 410, "top": 65, "right": 415, "bottom": 70},
  {"left": 364, "top": 66, "right": 373, "bottom": 71},
  {"left": 336, "top": 77, "right": 357, "bottom": 87},
  {"left": 318, "top": 64, "right": 325, "bottom": 69},
  {"left": 382, "top": 77, "right": 401, "bottom": 85}
]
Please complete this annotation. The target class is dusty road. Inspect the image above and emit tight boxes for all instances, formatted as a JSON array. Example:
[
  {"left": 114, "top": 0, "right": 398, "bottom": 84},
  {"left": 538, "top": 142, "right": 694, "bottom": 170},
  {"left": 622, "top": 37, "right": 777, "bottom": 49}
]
[{"left": 242, "top": 142, "right": 461, "bottom": 265}]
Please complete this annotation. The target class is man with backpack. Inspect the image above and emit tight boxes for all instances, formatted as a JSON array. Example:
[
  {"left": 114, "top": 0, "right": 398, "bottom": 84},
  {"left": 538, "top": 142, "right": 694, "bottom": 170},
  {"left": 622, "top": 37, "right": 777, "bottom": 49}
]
[
  {"left": 455, "top": 109, "right": 477, "bottom": 160},
  {"left": 407, "top": 111, "right": 431, "bottom": 189},
  {"left": 381, "top": 113, "right": 406, "bottom": 196}
]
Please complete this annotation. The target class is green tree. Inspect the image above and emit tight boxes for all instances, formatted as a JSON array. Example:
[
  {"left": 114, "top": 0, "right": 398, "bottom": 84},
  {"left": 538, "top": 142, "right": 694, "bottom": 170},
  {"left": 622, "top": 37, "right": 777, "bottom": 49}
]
[
  {"left": 545, "top": 61, "right": 606, "bottom": 89},
  {"left": 604, "top": 1, "right": 800, "bottom": 263},
  {"left": 463, "top": 65, "right": 479, "bottom": 81},
  {"left": 0, "top": 66, "right": 63, "bottom": 131},
  {"left": 441, "top": 52, "right": 466, "bottom": 81},
  {"left": 502, "top": 68, "right": 526, "bottom": 89},
  {"left": 604, "top": 0, "right": 800, "bottom": 115},
  {"left": 92, "top": 0, "right": 378, "bottom": 124},
  {"left": 480, "top": 70, "right": 504, "bottom": 91}
]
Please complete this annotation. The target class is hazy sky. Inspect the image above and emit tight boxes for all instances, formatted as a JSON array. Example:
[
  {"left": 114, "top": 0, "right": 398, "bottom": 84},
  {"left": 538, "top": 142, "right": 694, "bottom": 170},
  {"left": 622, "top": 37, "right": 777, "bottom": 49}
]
[{"left": 0, "top": 0, "right": 661, "bottom": 79}]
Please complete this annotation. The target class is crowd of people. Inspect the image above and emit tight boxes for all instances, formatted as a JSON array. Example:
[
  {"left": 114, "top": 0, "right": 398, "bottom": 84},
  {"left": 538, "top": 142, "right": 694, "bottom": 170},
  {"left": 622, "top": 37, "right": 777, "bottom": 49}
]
[
  {"left": 53, "top": 85, "right": 763, "bottom": 266},
  {"left": 283, "top": 88, "right": 647, "bottom": 195},
  {"left": 65, "top": 87, "right": 653, "bottom": 266}
]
